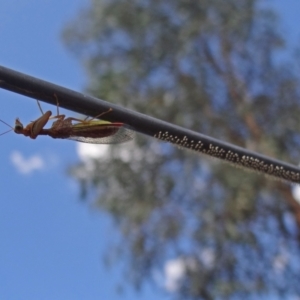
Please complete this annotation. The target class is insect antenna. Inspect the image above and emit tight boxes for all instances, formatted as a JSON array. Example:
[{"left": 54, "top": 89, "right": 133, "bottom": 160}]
[
  {"left": 0, "top": 128, "right": 13, "bottom": 136},
  {"left": 0, "top": 119, "right": 14, "bottom": 136}
]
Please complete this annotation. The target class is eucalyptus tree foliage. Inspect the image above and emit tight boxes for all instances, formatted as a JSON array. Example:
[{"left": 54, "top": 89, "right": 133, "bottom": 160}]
[{"left": 63, "top": 1, "right": 300, "bottom": 298}]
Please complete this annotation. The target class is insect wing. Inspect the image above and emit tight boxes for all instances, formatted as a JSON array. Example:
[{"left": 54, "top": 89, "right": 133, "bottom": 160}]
[{"left": 67, "top": 124, "right": 135, "bottom": 144}]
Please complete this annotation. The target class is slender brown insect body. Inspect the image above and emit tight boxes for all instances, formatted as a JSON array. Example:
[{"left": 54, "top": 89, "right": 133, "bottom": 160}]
[
  {"left": 1, "top": 99, "right": 134, "bottom": 144},
  {"left": 39, "top": 119, "right": 124, "bottom": 140}
]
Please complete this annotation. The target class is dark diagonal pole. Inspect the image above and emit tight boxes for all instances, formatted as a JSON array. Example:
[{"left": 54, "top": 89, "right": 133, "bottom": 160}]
[{"left": 0, "top": 64, "right": 299, "bottom": 183}]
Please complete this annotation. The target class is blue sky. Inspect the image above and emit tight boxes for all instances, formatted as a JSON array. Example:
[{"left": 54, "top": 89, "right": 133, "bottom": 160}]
[
  {"left": 0, "top": 1, "right": 161, "bottom": 299},
  {"left": 0, "top": 1, "right": 299, "bottom": 300}
]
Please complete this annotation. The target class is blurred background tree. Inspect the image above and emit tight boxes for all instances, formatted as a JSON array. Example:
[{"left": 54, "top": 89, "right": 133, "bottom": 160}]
[{"left": 63, "top": 0, "right": 300, "bottom": 298}]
